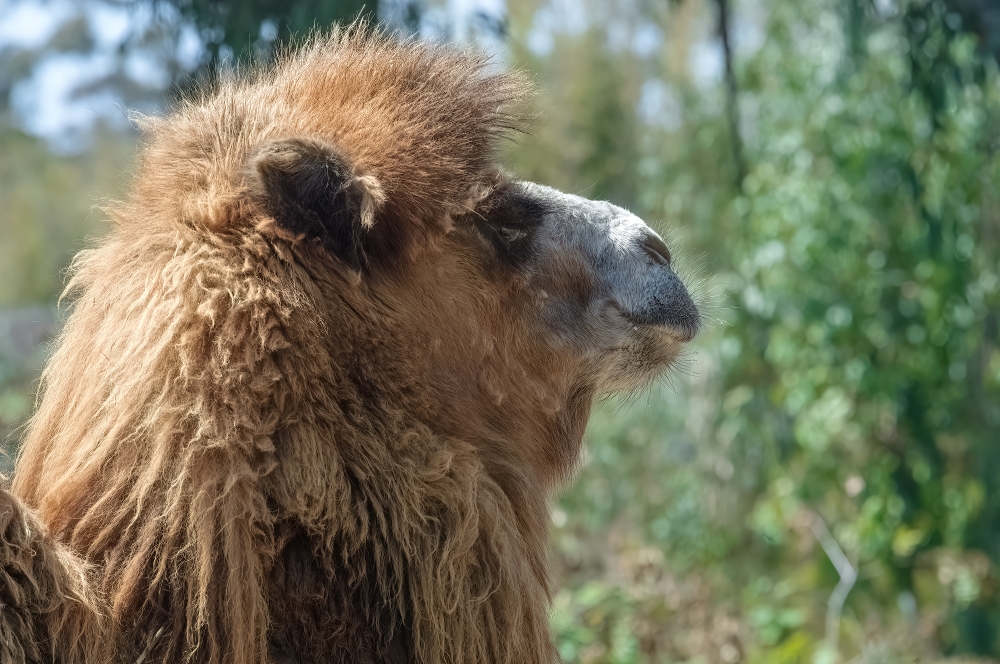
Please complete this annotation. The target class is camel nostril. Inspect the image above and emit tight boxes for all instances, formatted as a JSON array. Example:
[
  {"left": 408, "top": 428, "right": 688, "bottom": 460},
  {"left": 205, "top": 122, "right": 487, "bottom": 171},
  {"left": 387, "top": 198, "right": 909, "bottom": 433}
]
[{"left": 641, "top": 233, "right": 672, "bottom": 266}]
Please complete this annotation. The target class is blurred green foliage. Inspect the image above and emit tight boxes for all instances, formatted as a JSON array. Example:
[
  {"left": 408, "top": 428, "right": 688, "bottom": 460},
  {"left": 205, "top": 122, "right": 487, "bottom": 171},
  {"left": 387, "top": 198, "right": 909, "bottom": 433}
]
[
  {"left": 0, "top": 305, "right": 54, "bottom": 473},
  {"left": 3, "top": 0, "right": 1000, "bottom": 661},
  {"left": 505, "top": 0, "right": 1000, "bottom": 660},
  {"left": 0, "top": 126, "right": 130, "bottom": 463},
  {"left": 0, "top": 129, "right": 131, "bottom": 306}
]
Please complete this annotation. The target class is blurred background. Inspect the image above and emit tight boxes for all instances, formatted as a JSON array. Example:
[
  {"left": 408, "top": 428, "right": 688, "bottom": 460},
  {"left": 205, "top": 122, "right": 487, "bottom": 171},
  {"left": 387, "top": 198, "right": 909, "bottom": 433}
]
[{"left": 2, "top": 0, "right": 1000, "bottom": 661}]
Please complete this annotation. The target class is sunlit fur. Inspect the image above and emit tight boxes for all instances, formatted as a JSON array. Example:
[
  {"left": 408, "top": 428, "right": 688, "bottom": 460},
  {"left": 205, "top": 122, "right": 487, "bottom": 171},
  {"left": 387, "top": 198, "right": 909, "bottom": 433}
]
[{"left": 0, "top": 25, "right": 696, "bottom": 664}]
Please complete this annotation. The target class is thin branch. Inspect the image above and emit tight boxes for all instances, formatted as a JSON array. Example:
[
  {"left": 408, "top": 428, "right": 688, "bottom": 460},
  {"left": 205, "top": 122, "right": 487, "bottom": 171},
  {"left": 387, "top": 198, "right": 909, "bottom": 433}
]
[
  {"left": 809, "top": 512, "right": 857, "bottom": 654},
  {"left": 714, "top": 0, "right": 747, "bottom": 192}
]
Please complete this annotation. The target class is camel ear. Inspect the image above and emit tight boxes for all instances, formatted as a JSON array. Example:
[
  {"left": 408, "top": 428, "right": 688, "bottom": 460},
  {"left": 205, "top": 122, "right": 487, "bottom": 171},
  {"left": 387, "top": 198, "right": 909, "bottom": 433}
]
[{"left": 249, "top": 138, "right": 385, "bottom": 271}]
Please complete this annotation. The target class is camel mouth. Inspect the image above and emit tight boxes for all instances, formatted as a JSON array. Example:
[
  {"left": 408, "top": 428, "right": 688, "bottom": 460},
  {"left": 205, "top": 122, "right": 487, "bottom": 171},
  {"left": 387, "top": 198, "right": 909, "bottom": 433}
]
[
  {"left": 660, "top": 319, "right": 700, "bottom": 342},
  {"left": 625, "top": 314, "right": 700, "bottom": 343},
  {"left": 619, "top": 287, "right": 701, "bottom": 343}
]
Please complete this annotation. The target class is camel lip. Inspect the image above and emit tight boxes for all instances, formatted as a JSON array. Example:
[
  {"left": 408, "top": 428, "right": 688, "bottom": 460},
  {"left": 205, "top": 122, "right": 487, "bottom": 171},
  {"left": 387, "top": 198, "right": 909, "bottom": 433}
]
[
  {"left": 660, "top": 320, "right": 699, "bottom": 342},
  {"left": 639, "top": 318, "right": 700, "bottom": 343},
  {"left": 620, "top": 303, "right": 701, "bottom": 343}
]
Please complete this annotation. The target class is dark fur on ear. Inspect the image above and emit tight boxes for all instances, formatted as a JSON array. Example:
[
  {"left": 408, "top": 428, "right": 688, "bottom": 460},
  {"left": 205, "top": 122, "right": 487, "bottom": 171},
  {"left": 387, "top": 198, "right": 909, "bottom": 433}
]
[{"left": 249, "top": 138, "right": 385, "bottom": 271}]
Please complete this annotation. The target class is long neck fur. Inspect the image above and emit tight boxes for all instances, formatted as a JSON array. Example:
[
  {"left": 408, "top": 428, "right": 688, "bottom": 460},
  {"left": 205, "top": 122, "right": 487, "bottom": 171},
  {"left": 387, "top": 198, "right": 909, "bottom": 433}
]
[{"left": 13, "top": 226, "right": 585, "bottom": 664}]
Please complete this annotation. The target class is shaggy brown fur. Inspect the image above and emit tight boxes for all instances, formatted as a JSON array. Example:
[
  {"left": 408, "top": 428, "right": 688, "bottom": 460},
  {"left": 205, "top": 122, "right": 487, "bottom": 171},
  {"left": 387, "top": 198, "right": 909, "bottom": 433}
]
[
  {"left": 0, "top": 488, "right": 110, "bottom": 664},
  {"left": 1, "top": 25, "right": 692, "bottom": 664}
]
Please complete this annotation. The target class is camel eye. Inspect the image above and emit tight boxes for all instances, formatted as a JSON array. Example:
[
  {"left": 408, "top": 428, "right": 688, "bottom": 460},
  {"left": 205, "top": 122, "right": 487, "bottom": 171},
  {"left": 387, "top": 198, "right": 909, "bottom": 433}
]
[
  {"left": 467, "top": 184, "right": 549, "bottom": 268},
  {"left": 498, "top": 226, "right": 528, "bottom": 244}
]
